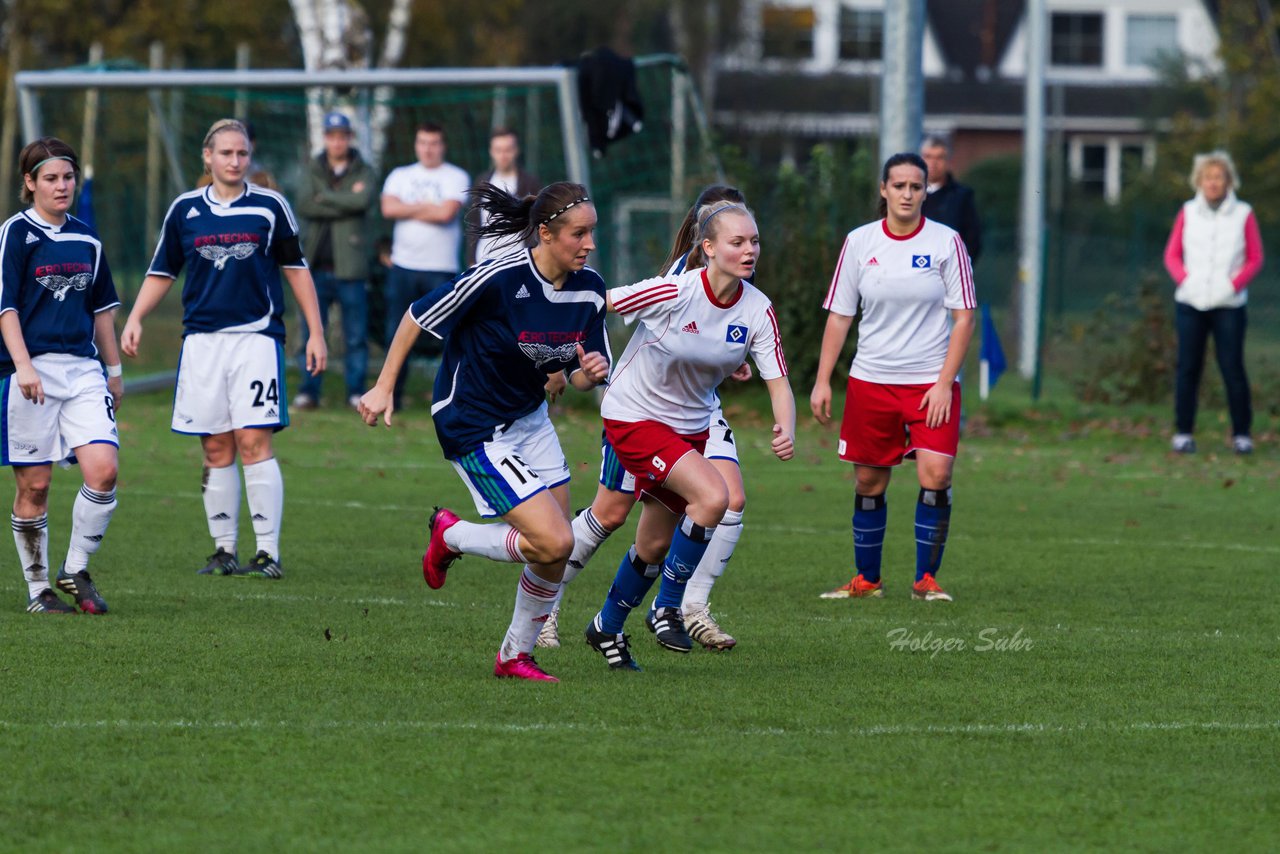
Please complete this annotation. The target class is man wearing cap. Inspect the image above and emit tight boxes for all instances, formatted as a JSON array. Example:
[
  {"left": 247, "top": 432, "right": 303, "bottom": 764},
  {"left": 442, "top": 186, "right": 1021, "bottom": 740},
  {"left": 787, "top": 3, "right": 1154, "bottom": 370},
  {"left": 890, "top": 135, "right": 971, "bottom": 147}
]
[
  {"left": 293, "top": 110, "right": 375, "bottom": 410},
  {"left": 379, "top": 122, "right": 470, "bottom": 410}
]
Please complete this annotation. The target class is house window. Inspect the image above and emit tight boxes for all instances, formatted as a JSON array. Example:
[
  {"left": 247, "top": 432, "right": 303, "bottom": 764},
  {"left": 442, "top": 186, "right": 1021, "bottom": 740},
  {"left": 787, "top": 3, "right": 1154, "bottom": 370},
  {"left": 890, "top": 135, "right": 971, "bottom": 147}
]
[
  {"left": 839, "top": 8, "right": 883, "bottom": 61},
  {"left": 762, "top": 5, "right": 816, "bottom": 60},
  {"left": 1051, "top": 13, "right": 1103, "bottom": 67},
  {"left": 1126, "top": 15, "right": 1177, "bottom": 67},
  {"left": 1079, "top": 144, "right": 1107, "bottom": 195}
]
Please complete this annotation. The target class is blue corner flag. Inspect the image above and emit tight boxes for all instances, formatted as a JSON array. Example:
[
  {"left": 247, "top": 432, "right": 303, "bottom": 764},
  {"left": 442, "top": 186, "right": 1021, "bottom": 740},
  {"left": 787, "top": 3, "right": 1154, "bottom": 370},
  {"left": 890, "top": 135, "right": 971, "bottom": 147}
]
[
  {"left": 76, "top": 177, "right": 96, "bottom": 232},
  {"left": 979, "top": 303, "right": 1006, "bottom": 399}
]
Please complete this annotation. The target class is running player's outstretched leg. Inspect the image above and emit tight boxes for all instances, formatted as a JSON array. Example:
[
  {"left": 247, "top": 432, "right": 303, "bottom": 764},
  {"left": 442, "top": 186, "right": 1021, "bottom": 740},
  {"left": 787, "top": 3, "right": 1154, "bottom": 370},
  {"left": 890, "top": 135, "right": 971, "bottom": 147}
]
[{"left": 493, "top": 489, "right": 573, "bottom": 682}]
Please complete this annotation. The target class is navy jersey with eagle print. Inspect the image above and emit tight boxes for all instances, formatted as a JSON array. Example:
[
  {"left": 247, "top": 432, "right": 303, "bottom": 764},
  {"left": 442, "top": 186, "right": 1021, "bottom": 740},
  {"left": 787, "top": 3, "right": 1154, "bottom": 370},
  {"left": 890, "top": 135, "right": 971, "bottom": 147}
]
[
  {"left": 0, "top": 209, "right": 121, "bottom": 376},
  {"left": 147, "top": 184, "right": 307, "bottom": 342},
  {"left": 410, "top": 249, "right": 609, "bottom": 459}
]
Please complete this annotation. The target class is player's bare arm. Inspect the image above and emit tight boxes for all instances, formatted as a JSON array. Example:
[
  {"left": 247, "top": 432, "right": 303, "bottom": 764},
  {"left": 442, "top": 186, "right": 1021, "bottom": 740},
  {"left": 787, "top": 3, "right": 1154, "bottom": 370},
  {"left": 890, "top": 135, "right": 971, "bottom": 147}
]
[
  {"left": 567, "top": 342, "right": 609, "bottom": 391},
  {"left": 120, "top": 274, "right": 176, "bottom": 358},
  {"left": 0, "top": 311, "right": 43, "bottom": 404},
  {"left": 93, "top": 308, "right": 124, "bottom": 408},
  {"left": 918, "top": 307, "right": 975, "bottom": 429},
  {"left": 810, "top": 311, "right": 854, "bottom": 424},
  {"left": 359, "top": 310, "right": 421, "bottom": 427},
  {"left": 766, "top": 375, "right": 796, "bottom": 461},
  {"left": 282, "top": 267, "right": 328, "bottom": 375}
]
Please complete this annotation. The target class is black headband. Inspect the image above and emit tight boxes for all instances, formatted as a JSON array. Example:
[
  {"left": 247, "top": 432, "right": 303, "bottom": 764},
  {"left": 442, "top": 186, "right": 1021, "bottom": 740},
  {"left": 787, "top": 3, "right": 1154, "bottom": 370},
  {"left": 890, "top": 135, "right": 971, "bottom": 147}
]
[{"left": 541, "top": 196, "right": 590, "bottom": 224}]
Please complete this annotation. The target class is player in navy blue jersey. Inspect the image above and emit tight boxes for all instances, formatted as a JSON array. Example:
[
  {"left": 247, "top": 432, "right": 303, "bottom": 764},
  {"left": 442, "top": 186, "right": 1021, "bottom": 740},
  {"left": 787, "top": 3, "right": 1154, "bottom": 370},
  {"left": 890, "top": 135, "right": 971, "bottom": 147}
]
[
  {"left": 121, "top": 118, "right": 327, "bottom": 580},
  {"left": 359, "top": 181, "right": 610, "bottom": 683},
  {"left": 0, "top": 138, "right": 122, "bottom": 614},
  {"left": 536, "top": 185, "right": 754, "bottom": 652}
]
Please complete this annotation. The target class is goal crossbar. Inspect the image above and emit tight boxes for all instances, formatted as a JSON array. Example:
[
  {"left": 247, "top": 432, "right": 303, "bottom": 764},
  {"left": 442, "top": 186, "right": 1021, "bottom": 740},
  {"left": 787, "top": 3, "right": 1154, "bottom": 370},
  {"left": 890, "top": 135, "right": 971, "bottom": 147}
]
[{"left": 15, "top": 66, "right": 593, "bottom": 190}]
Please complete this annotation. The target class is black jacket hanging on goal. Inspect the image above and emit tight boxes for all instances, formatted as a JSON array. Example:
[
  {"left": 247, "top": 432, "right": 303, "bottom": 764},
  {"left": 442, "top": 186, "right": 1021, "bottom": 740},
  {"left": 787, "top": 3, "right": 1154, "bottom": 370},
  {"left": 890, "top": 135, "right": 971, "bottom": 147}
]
[{"left": 576, "top": 47, "right": 644, "bottom": 158}]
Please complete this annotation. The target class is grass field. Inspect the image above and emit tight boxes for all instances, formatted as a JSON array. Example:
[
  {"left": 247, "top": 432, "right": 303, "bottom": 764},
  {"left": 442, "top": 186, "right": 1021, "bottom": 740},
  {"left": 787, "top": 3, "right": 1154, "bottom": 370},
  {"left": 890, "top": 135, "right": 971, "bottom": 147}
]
[{"left": 1, "top": 382, "right": 1277, "bottom": 852}]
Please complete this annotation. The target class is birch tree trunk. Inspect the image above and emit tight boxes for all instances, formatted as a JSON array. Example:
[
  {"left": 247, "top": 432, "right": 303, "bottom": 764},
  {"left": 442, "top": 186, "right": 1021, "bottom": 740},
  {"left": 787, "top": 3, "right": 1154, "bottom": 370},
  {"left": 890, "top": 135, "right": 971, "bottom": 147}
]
[{"left": 370, "top": 0, "right": 412, "bottom": 171}]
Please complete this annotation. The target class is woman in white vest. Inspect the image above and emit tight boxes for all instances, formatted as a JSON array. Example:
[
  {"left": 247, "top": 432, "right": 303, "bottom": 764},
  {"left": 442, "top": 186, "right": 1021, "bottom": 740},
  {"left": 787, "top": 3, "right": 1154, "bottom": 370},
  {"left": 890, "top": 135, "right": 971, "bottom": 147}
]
[{"left": 1162, "top": 151, "right": 1264, "bottom": 455}]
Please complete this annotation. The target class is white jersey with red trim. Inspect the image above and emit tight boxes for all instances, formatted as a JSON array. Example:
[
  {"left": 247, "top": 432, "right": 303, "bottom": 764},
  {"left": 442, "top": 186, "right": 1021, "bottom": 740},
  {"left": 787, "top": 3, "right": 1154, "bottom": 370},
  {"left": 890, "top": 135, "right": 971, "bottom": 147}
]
[
  {"left": 604, "top": 267, "right": 787, "bottom": 434},
  {"left": 824, "top": 217, "right": 975, "bottom": 384}
]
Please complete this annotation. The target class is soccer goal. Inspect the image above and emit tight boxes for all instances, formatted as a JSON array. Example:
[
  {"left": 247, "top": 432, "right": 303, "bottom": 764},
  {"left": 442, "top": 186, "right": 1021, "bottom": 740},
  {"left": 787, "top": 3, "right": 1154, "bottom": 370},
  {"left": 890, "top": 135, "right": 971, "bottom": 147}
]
[{"left": 13, "top": 57, "right": 722, "bottom": 379}]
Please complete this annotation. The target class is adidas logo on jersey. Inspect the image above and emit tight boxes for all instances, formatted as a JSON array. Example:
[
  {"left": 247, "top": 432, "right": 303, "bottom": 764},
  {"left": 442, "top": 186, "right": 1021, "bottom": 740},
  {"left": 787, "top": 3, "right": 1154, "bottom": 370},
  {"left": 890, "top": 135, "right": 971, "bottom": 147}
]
[
  {"left": 265, "top": 407, "right": 277, "bottom": 418},
  {"left": 866, "top": 257, "right": 879, "bottom": 266},
  {"left": 25, "top": 232, "right": 40, "bottom": 245},
  {"left": 186, "top": 207, "right": 200, "bottom": 219},
  {"left": 682, "top": 321, "right": 699, "bottom": 334},
  {"left": 515, "top": 284, "right": 531, "bottom": 299}
]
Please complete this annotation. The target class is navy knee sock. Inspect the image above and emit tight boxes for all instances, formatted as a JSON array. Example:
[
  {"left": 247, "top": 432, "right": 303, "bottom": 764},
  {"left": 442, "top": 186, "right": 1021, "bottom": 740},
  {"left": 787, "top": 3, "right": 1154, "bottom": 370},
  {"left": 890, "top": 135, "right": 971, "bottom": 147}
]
[{"left": 915, "top": 487, "right": 952, "bottom": 582}]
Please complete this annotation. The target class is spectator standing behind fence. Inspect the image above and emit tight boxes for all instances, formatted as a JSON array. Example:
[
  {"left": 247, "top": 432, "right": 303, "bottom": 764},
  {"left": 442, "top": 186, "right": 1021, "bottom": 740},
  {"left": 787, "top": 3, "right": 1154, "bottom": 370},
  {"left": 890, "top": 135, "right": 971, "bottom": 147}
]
[
  {"left": 1163, "top": 151, "right": 1263, "bottom": 456},
  {"left": 466, "top": 128, "right": 540, "bottom": 266},
  {"left": 292, "top": 111, "right": 374, "bottom": 411},
  {"left": 921, "top": 135, "right": 982, "bottom": 264},
  {"left": 379, "top": 122, "right": 470, "bottom": 410}
]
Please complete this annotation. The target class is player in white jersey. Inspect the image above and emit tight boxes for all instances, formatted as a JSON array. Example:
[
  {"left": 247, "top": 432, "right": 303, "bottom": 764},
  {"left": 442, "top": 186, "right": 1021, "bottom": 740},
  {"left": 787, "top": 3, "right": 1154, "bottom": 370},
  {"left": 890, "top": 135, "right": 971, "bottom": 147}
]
[
  {"left": 1, "top": 138, "right": 122, "bottom": 614},
  {"left": 122, "top": 119, "right": 327, "bottom": 580},
  {"left": 583, "top": 200, "right": 795, "bottom": 671},
  {"left": 811, "top": 152, "right": 976, "bottom": 603},
  {"left": 537, "top": 185, "right": 753, "bottom": 653}
]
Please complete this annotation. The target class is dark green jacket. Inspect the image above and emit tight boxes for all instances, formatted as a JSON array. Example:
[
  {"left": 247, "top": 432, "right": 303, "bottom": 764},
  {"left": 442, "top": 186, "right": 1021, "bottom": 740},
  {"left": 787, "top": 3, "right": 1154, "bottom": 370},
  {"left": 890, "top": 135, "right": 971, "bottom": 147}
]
[{"left": 296, "top": 150, "right": 375, "bottom": 280}]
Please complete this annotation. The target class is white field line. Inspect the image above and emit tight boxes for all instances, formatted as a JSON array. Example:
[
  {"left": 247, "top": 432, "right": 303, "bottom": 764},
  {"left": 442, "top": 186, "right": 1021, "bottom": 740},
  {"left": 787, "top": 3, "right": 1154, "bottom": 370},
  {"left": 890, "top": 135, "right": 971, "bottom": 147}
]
[
  {"left": 122, "top": 489, "right": 1280, "bottom": 554},
  {"left": 0, "top": 718, "right": 1276, "bottom": 738},
  {"left": 111, "top": 587, "right": 456, "bottom": 608}
]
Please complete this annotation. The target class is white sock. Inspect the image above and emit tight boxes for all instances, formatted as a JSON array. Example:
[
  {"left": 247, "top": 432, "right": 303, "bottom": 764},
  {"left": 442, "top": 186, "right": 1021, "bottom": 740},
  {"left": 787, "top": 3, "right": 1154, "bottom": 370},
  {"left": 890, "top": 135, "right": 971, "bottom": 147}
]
[
  {"left": 203, "top": 464, "right": 240, "bottom": 553},
  {"left": 64, "top": 486, "right": 117, "bottom": 573},
  {"left": 444, "top": 520, "right": 526, "bottom": 563},
  {"left": 243, "top": 458, "right": 283, "bottom": 559},
  {"left": 683, "top": 508, "right": 743, "bottom": 614},
  {"left": 553, "top": 508, "right": 614, "bottom": 607},
  {"left": 500, "top": 567, "right": 561, "bottom": 661},
  {"left": 12, "top": 513, "right": 49, "bottom": 599}
]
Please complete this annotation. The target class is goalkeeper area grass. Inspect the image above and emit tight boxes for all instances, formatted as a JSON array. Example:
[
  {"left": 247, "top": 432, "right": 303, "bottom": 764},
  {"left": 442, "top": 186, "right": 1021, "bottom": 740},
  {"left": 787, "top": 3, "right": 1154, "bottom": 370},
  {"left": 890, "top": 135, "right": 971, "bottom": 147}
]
[{"left": 1, "top": 387, "right": 1276, "bottom": 851}]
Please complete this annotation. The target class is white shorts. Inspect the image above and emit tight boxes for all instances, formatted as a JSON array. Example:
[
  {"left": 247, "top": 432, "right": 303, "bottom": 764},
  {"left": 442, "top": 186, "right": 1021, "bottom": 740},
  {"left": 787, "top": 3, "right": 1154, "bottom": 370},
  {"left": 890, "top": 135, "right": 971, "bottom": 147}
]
[
  {"left": 173, "top": 332, "right": 288, "bottom": 435},
  {"left": 2, "top": 353, "right": 118, "bottom": 466},
  {"left": 704, "top": 404, "right": 740, "bottom": 464},
  {"left": 450, "top": 402, "right": 570, "bottom": 518}
]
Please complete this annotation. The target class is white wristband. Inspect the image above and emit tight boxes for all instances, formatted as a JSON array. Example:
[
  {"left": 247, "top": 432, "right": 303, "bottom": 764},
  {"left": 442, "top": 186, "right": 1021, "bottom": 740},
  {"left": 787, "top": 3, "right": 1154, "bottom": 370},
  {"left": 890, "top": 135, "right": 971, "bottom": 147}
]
[{"left": 104, "top": 363, "right": 123, "bottom": 378}]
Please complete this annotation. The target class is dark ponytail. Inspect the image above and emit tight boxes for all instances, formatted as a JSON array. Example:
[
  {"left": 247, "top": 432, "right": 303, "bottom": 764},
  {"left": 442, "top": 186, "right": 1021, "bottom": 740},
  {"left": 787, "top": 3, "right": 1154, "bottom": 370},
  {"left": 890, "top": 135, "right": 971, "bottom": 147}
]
[
  {"left": 661, "top": 184, "right": 746, "bottom": 274},
  {"left": 876, "top": 152, "right": 928, "bottom": 219},
  {"left": 470, "top": 180, "right": 591, "bottom": 247}
]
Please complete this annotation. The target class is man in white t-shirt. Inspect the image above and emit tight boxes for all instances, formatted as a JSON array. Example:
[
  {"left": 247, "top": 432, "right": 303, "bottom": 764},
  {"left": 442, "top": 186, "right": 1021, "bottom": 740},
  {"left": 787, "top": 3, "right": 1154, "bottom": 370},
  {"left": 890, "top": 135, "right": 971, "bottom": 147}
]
[{"left": 380, "top": 122, "right": 470, "bottom": 408}]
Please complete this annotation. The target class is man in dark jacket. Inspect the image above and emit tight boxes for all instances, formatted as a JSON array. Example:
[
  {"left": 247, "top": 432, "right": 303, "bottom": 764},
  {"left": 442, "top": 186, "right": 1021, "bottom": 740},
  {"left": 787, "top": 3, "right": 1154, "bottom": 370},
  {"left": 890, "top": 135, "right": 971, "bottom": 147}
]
[
  {"left": 293, "top": 111, "right": 375, "bottom": 409},
  {"left": 464, "top": 128, "right": 541, "bottom": 265},
  {"left": 921, "top": 135, "right": 982, "bottom": 264}
]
